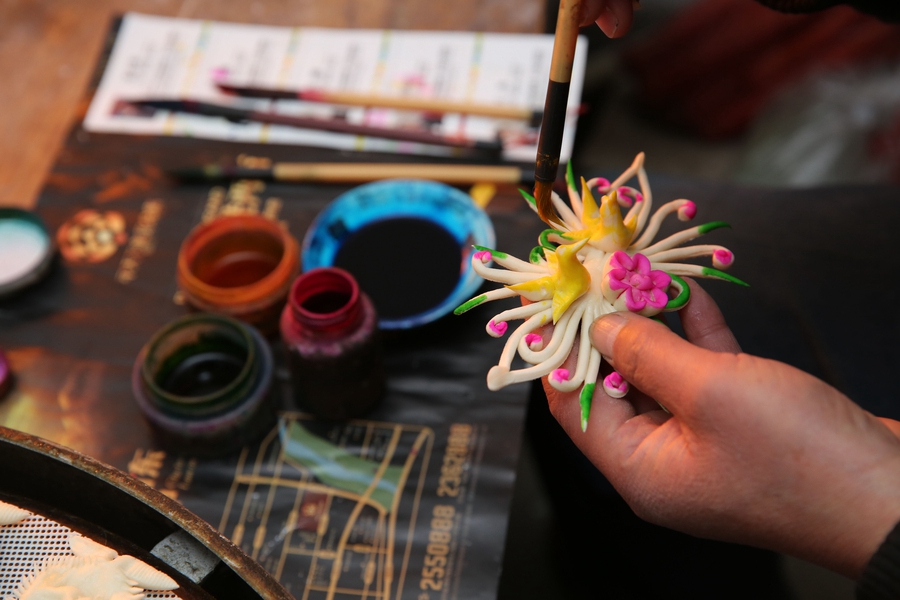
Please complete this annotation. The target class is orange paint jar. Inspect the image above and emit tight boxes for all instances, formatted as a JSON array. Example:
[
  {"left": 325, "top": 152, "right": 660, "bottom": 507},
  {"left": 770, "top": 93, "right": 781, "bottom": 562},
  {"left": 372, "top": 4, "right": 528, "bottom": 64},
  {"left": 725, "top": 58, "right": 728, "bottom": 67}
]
[{"left": 177, "top": 215, "right": 300, "bottom": 333}]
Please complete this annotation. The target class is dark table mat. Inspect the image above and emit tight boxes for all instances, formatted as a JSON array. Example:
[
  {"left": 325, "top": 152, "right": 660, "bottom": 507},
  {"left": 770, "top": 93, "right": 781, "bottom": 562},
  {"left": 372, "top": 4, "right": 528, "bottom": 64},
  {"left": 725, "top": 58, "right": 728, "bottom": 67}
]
[{"left": 0, "top": 126, "right": 545, "bottom": 600}]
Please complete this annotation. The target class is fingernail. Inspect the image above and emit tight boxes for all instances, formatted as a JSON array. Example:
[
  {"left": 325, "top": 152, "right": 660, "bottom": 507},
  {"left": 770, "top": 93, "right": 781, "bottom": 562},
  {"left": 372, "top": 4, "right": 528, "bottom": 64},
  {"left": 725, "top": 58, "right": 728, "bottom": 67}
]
[
  {"left": 591, "top": 312, "right": 626, "bottom": 358},
  {"left": 597, "top": 6, "right": 619, "bottom": 38}
]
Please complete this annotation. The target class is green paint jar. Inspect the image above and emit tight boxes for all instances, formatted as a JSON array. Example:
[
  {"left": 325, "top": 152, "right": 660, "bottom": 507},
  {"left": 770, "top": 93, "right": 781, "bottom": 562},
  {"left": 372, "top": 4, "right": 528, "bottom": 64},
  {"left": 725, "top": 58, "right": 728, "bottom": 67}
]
[{"left": 132, "top": 313, "right": 276, "bottom": 455}]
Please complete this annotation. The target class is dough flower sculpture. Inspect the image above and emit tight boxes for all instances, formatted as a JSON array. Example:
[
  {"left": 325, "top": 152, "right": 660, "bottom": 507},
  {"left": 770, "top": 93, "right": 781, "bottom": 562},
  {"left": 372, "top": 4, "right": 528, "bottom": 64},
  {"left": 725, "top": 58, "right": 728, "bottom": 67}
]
[{"left": 454, "top": 153, "right": 746, "bottom": 431}]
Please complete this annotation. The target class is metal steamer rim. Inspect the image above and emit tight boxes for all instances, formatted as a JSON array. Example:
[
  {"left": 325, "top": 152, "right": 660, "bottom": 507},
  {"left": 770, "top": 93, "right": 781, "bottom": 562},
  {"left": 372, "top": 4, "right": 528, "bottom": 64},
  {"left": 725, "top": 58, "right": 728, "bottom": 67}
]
[{"left": 0, "top": 427, "right": 292, "bottom": 600}]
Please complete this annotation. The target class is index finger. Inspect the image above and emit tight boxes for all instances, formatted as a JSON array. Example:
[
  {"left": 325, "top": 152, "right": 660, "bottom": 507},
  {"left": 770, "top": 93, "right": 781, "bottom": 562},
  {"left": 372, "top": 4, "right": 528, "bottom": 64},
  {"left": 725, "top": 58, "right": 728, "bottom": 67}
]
[{"left": 679, "top": 278, "right": 741, "bottom": 354}]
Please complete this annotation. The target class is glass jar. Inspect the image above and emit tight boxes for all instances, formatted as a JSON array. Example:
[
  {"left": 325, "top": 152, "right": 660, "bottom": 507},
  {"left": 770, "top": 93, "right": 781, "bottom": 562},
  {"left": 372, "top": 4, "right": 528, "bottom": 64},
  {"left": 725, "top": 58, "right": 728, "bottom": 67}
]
[
  {"left": 279, "top": 267, "right": 384, "bottom": 420},
  {"left": 177, "top": 215, "right": 300, "bottom": 334},
  {"left": 132, "top": 313, "right": 275, "bottom": 455}
]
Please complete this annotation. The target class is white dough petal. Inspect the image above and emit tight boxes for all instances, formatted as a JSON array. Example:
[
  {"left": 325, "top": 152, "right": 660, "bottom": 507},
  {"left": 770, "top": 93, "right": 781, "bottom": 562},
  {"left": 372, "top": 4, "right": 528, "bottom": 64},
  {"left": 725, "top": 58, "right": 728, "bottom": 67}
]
[
  {"left": 17, "top": 536, "right": 179, "bottom": 600},
  {"left": 0, "top": 499, "right": 33, "bottom": 525},
  {"left": 117, "top": 556, "right": 178, "bottom": 590},
  {"left": 69, "top": 534, "right": 117, "bottom": 561}
]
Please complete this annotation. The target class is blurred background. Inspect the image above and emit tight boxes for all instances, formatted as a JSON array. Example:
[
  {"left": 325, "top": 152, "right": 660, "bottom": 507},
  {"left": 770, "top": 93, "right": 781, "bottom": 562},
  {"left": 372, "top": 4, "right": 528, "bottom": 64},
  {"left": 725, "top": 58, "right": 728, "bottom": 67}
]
[
  {"left": 570, "top": 0, "right": 900, "bottom": 186},
  {"left": 3, "top": 0, "right": 898, "bottom": 208}
]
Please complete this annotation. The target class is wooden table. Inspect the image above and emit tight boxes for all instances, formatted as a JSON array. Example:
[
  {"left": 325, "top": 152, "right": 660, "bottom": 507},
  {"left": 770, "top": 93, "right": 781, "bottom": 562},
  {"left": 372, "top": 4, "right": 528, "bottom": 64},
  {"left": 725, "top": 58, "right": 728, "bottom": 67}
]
[{"left": 0, "top": 0, "right": 545, "bottom": 210}]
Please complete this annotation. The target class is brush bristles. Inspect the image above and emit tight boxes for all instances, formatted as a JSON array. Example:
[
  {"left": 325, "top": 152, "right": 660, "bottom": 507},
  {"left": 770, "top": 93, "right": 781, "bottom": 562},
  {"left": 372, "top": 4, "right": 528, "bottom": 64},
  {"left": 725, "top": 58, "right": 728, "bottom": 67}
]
[{"left": 534, "top": 181, "right": 560, "bottom": 225}]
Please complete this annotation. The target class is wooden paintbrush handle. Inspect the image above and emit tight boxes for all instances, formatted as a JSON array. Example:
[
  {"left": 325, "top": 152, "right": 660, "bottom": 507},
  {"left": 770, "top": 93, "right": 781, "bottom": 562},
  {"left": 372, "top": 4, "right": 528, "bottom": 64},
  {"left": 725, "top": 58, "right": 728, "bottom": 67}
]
[
  {"left": 534, "top": 0, "right": 584, "bottom": 199},
  {"left": 549, "top": 0, "right": 584, "bottom": 84},
  {"left": 272, "top": 163, "right": 525, "bottom": 184}
]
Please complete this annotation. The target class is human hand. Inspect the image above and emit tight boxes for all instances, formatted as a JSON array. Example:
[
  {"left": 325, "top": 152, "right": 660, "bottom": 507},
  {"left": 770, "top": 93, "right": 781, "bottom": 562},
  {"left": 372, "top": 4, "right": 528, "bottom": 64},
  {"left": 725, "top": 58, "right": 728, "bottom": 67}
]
[
  {"left": 581, "top": 0, "right": 638, "bottom": 38},
  {"left": 543, "top": 279, "right": 900, "bottom": 578}
]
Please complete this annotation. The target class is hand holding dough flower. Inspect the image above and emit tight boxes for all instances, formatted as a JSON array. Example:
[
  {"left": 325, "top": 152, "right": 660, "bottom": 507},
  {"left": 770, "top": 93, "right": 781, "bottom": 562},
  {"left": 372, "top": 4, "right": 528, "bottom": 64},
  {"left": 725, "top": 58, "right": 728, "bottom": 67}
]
[{"left": 455, "top": 153, "right": 747, "bottom": 432}]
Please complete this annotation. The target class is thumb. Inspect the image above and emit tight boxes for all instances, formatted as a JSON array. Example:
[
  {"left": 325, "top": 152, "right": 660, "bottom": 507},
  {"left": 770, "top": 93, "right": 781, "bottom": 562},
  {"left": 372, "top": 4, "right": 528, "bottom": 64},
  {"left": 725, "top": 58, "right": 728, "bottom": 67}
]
[{"left": 589, "top": 312, "right": 723, "bottom": 416}]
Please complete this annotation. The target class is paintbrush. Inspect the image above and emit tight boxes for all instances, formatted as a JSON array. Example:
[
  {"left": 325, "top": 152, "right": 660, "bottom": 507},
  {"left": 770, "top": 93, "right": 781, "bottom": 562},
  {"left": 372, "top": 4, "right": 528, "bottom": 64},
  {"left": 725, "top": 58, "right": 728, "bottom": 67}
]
[
  {"left": 216, "top": 82, "right": 540, "bottom": 123},
  {"left": 127, "top": 99, "right": 503, "bottom": 155},
  {"left": 169, "top": 162, "right": 534, "bottom": 185},
  {"left": 534, "top": 0, "right": 584, "bottom": 224}
]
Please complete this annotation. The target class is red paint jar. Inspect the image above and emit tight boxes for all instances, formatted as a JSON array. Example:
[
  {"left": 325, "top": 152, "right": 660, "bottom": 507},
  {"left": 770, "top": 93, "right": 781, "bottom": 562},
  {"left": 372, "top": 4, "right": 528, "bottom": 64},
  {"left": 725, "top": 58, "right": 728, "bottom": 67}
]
[
  {"left": 280, "top": 267, "right": 384, "bottom": 420},
  {"left": 177, "top": 215, "right": 300, "bottom": 334}
]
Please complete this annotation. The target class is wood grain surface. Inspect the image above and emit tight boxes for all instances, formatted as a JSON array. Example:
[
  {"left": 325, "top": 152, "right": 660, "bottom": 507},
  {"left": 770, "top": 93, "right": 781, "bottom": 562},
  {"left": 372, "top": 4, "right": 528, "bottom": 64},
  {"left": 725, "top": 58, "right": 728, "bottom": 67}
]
[{"left": 0, "top": 0, "right": 545, "bottom": 210}]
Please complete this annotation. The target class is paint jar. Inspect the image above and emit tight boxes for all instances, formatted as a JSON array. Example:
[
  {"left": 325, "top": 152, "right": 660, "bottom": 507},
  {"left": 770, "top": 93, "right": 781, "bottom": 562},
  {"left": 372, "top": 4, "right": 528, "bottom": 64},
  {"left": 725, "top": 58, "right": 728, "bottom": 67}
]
[
  {"left": 177, "top": 215, "right": 300, "bottom": 334},
  {"left": 132, "top": 313, "right": 276, "bottom": 455},
  {"left": 0, "top": 348, "right": 11, "bottom": 400},
  {"left": 0, "top": 208, "right": 55, "bottom": 300},
  {"left": 280, "top": 267, "right": 384, "bottom": 420}
]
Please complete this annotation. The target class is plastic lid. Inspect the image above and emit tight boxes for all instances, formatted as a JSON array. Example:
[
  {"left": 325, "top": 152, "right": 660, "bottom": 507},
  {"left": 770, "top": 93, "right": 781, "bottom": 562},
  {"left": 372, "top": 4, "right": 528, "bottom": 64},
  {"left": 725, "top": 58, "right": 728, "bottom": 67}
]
[{"left": 0, "top": 209, "right": 54, "bottom": 300}]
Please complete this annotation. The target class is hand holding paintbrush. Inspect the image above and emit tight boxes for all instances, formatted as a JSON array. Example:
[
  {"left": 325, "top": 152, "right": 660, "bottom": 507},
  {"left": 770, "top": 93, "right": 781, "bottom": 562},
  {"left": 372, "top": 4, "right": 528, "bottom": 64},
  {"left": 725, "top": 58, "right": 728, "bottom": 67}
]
[{"left": 532, "top": 0, "right": 640, "bottom": 224}]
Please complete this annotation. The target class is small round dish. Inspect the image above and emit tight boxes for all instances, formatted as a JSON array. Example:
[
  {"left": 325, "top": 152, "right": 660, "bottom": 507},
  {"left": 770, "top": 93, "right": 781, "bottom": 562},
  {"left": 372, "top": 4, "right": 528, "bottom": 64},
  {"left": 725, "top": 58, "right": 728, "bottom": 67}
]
[
  {"left": 302, "top": 179, "right": 496, "bottom": 329},
  {"left": 0, "top": 208, "right": 55, "bottom": 301}
]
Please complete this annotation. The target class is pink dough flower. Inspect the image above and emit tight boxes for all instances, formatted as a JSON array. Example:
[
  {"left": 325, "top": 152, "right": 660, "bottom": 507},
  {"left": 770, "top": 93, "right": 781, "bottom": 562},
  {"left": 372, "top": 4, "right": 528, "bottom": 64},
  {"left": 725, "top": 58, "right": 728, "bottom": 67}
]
[
  {"left": 524, "top": 333, "right": 542, "bottom": 348},
  {"left": 550, "top": 369, "right": 570, "bottom": 383},
  {"left": 603, "top": 371, "right": 629, "bottom": 398},
  {"left": 606, "top": 251, "right": 671, "bottom": 312},
  {"left": 474, "top": 250, "right": 492, "bottom": 262},
  {"left": 488, "top": 320, "right": 507, "bottom": 336},
  {"left": 713, "top": 248, "right": 733, "bottom": 269},
  {"left": 678, "top": 201, "right": 696, "bottom": 221},
  {"left": 617, "top": 186, "right": 643, "bottom": 207}
]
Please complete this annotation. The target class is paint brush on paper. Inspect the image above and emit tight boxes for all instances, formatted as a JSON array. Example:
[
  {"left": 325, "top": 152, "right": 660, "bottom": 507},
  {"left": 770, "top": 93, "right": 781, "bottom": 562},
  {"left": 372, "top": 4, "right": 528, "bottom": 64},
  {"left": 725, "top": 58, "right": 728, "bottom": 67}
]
[
  {"left": 533, "top": 0, "right": 584, "bottom": 224},
  {"left": 126, "top": 99, "right": 503, "bottom": 155},
  {"left": 215, "top": 82, "right": 540, "bottom": 123},
  {"left": 169, "top": 162, "right": 535, "bottom": 185}
]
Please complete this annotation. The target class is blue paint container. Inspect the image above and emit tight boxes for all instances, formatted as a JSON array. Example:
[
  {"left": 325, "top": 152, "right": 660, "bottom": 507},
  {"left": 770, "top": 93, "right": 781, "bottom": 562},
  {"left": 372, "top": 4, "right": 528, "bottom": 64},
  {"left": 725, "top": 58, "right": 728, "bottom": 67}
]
[{"left": 302, "top": 180, "right": 495, "bottom": 329}]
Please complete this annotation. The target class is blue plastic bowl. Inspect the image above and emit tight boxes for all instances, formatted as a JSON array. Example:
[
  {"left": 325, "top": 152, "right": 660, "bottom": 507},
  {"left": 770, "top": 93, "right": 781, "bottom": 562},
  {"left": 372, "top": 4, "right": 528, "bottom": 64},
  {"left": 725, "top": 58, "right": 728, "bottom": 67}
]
[{"left": 302, "top": 179, "right": 496, "bottom": 329}]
